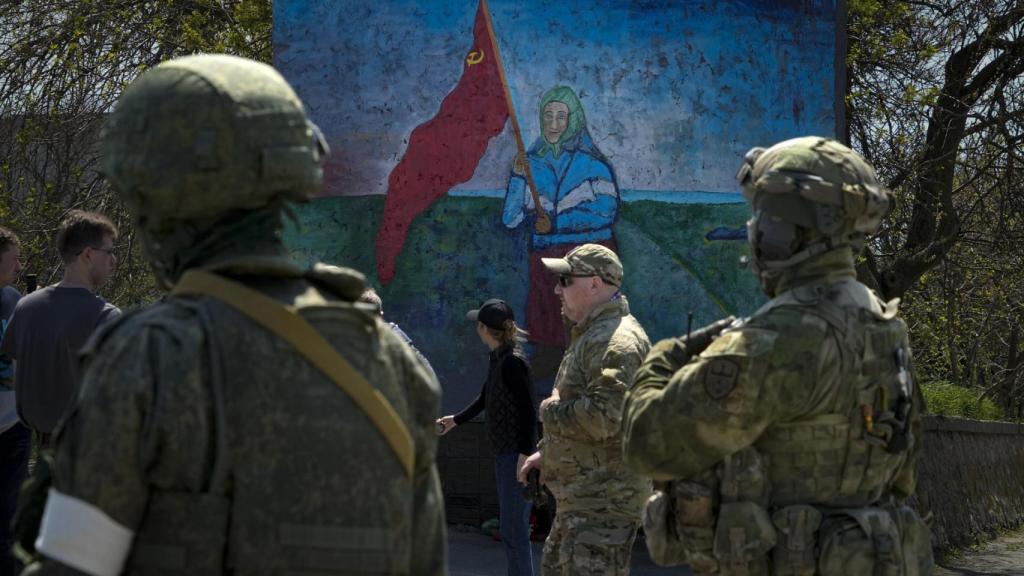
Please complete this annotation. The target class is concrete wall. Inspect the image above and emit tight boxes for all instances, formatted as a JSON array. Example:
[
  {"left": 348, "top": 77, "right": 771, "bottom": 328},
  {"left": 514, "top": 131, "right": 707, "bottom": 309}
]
[
  {"left": 915, "top": 416, "right": 1024, "bottom": 552},
  {"left": 441, "top": 415, "right": 1024, "bottom": 553},
  {"left": 274, "top": 0, "right": 844, "bottom": 413}
]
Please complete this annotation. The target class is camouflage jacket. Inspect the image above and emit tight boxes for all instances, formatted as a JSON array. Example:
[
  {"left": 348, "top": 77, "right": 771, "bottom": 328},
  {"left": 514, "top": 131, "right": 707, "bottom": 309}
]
[
  {"left": 42, "top": 259, "right": 447, "bottom": 575},
  {"left": 541, "top": 295, "right": 651, "bottom": 520},
  {"left": 622, "top": 252, "right": 923, "bottom": 506}
]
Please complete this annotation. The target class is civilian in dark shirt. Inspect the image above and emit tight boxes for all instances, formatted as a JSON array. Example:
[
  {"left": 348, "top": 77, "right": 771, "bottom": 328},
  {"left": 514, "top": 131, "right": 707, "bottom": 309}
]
[
  {"left": 438, "top": 298, "right": 538, "bottom": 576},
  {"left": 0, "top": 225, "right": 27, "bottom": 576},
  {"left": 357, "top": 287, "right": 438, "bottom": 384},
  {"left": 0, "top": 211, "right": 121, "bottom": 441}
]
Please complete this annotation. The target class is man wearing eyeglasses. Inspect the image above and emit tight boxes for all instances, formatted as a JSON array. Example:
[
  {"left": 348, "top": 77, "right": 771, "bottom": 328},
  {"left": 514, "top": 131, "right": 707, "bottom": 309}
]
[
  {"left": 0, "top": 210, "right": 121, "bottom": 446},
  {"left": 518, "top": 243, "right": 651, "bottom": 575}
]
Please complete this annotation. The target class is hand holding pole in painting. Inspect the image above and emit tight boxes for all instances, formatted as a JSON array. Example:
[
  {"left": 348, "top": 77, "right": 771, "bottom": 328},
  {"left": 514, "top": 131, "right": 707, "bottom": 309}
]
[
  {"left": 510, "top": 151, "right": 551, "bottom": 234},
  {"left": 533, "top": 208, "right": 552, "bottom": 235}
]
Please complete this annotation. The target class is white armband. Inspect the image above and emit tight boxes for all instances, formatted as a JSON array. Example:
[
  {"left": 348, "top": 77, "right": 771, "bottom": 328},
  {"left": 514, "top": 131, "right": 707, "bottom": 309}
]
[{"left": 36, "top": 488, "right": 135, "bottom": 576}]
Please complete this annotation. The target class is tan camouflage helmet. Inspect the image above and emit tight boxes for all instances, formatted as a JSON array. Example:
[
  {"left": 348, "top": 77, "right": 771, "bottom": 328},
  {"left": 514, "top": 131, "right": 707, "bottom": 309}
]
[
  {"left": 542, "top": 243, "right": 623, "bottom": 287},
  {"left": 101, "top": 54, "right": 328, "bottom": 232},
  {"left": 736, "top": 136, "right": 891, "bottom": 242}
]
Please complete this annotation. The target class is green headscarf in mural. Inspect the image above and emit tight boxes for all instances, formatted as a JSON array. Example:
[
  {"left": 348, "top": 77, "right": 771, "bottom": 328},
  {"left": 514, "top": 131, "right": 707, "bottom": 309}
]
[{"left": 536, "top": 85, "right": 587, "bottom": 158}]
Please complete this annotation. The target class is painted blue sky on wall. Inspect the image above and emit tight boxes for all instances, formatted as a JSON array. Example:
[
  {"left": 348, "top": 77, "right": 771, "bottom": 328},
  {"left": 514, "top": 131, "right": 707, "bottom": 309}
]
[{"left": 274, "top": 0, "right": 840, "bottom": 202}]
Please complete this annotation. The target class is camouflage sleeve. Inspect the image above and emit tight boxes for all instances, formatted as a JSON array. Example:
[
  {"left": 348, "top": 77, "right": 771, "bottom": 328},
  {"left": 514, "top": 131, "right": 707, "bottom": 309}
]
[
  {"left": 628, "top": 336, "right": 690, "bottom": 394},
  {"left": 51, "top": 308, "right": 211, "bottom": 535},
  {"left": 623, "top": 323, "right": 797, "bottom": 481},
  {"left": 542, "top": 331, "right": 648, "bottom": 442},
  {"left": 393, "top": 332, "right": 448, "bottom": 576}
]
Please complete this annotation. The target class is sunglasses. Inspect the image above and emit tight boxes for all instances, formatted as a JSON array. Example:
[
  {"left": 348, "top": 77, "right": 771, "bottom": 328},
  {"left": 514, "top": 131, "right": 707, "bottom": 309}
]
[
  {"left": 75, "top": 246, "right": 116, "bottom": 257},
  {"left": 558, "top": 274, "right": 592, "bottom": 287}
]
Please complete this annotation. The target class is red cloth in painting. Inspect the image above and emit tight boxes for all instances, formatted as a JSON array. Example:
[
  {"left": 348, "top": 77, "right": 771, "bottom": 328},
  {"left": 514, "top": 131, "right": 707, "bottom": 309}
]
[
  {"left": 375, "top": 1, "right": 509, "bottom": 284},
  {"left": 526, "top": 238, "right": 618, "bottom": 347}
]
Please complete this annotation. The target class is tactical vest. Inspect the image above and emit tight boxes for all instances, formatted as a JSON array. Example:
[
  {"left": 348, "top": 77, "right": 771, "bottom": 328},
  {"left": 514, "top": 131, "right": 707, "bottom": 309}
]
[
  {"left": 755, "top": 277, "right": 914, "bottom": 509},
  {"left": 657, "top": 279, "right": 933, "bottom": 576},
  {"left": 705, "top": 278, "right": 933, "bottom": 575},
  {"left": 124, "top": 275, "right": 417, "bottom": 575}
]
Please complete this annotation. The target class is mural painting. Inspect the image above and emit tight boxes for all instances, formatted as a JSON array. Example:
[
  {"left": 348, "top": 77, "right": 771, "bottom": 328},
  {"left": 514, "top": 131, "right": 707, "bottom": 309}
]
[{"left": 274, "top": 0, "right": 843, "bottom": 410}]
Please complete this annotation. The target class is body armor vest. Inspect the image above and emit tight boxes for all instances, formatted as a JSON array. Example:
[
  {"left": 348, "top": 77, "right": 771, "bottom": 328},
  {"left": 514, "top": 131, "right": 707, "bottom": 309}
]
[
  {"left": 125, "top": 279, "right": 416, "bottom": 575},
  {"left": 753, "top": 278, "right": 914, "bottom": 509}
]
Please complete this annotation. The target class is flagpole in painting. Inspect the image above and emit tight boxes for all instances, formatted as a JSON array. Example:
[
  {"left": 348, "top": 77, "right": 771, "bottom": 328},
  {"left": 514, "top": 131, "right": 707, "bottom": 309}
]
[
  {"left": 479, "top": 0, "right": 551, "bottom": 235},
  {"left": 375, "top": 0, "right": 549, "bottom": 285}
]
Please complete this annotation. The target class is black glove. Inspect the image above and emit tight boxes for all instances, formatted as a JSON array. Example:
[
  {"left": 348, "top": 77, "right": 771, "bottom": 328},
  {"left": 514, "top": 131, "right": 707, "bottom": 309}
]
[{"left": 682, "top": 316, "right": 736, "bottom": 357}]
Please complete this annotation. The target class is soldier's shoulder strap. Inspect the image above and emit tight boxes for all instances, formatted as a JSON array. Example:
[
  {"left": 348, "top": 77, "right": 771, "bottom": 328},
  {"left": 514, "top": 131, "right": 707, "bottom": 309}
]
[
  {"left": 304, "top": 262, "right": 367, "bottom": 302},
  {"left": 171, "top": 270, "right": 414, "bottom": 479}
]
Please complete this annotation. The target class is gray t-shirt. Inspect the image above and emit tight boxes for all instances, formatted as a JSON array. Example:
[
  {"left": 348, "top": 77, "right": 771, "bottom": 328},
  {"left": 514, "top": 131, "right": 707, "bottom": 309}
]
[
  {"left": 0, "top": 286, "right": 121, "bottom": 433},
  {"left": 0, "top": 285, "right": 23, "bottom": 434}
]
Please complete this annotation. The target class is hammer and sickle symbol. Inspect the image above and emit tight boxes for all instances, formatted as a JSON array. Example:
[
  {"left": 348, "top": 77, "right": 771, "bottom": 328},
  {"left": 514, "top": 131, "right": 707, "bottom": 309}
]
[{"left": 466, "top": 49, "right": 485, "bottom": 66}]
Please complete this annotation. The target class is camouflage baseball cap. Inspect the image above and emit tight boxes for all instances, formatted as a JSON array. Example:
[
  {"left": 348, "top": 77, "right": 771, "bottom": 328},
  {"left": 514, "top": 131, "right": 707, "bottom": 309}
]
[{"left": 542, "top": 244, "right": 622, "bottom": 287}]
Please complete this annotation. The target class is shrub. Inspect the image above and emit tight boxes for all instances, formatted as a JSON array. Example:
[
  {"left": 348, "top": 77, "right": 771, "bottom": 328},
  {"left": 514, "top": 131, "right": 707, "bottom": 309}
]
[{"left": 921, "top": 380, "right": 1004, "bottom": 421}]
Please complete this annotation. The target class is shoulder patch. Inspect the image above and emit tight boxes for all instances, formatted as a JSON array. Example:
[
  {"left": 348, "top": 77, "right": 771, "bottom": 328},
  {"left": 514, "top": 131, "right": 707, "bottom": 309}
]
[{"left": 704, "top": 357, "right": 740, "bottom": 400}]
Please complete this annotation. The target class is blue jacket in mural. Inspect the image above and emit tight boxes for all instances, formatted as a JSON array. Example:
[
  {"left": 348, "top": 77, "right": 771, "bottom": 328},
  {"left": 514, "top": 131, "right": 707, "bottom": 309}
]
[{"left": 502, "top": 129, "right": 620, "bottom": 249}]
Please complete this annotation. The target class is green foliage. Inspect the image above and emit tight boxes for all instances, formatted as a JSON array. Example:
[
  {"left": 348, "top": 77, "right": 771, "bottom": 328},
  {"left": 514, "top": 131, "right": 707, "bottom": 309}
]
[
  {"left": 848, "top": 0, "right": 1024, "bottom": 417},
  {"left": 921, "top": 380, "right": 1005, "bottom": 421},
  {"left": 0, "top": 1, "right": 272, "bottom": 308}
]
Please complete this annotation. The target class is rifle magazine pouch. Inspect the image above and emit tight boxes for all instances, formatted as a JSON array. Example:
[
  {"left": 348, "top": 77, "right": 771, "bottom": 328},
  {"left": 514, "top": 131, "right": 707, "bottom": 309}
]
[
  {"left": 713, "top": 501, "right": 776, "bottom": 576},
  {"left": 893, "top": 505, "right": 935, "bottom": 576},
  {"left": 126, "top": 492, "right": 230, "bottom": 575},
  {"left": 675, "top": 480, "right": 719, "bottom": 573},
  {"left": 642, "top": 488, "right": 689, "bottom": 566},
  {"left": 818, "top": 508, "right": 903, "bottom": 576},
  {"left": 770, "top": 504, "right": 822, "bottom": 576}
]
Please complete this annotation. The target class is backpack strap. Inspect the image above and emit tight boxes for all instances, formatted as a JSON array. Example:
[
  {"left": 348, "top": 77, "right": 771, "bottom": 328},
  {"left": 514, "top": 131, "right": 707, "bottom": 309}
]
[{"left": 172, "top": 270, "right": 414, "bottom": 479}]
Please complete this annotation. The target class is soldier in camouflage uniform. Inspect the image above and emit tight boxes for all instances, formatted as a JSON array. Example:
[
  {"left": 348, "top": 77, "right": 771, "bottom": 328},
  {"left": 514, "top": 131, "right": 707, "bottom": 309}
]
[
  {"left": 519, "top": 244, "right": 651, "bottom": 576},
  {"left": 622, "top": 137, "right": 933, "bottom": 575},
  {"left": 23, "top": 55, "right": 446, "bottom": 575}
]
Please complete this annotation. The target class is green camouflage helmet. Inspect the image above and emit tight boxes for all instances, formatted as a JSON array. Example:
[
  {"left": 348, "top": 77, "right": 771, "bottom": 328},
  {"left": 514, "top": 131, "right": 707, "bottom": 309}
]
[
  {"left": 735, "top": 137, "right": 891, "bottom": 281},
  {"left": 101, "top": 54, "right": 327, "bottom": 232},
  {"left": 736, "top": 137, "right": 891, "bottom": 241}
]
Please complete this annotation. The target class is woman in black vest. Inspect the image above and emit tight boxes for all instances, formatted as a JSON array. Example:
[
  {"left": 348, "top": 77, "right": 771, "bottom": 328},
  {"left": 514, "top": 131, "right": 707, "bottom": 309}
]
[{"left": 438, "top": 298, "right": 538, "bottom": 576}]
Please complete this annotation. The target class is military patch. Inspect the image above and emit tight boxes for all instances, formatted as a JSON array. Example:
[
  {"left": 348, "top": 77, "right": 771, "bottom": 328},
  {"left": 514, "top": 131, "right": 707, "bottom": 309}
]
[{"left": 704, "top": 358, "right": 740, "bottom": 400}]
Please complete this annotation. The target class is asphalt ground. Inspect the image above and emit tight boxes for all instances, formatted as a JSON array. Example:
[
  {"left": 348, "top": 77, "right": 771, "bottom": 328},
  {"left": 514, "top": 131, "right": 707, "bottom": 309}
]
[
  {"left": 933, "top": 527, "right": 1024, "bottom": 576},
  {"left": 447, "top": 529, "right": 692, "bottom": 576},
  {"left": 450, "top": 527, "right": 1024, "bottom": 575}
]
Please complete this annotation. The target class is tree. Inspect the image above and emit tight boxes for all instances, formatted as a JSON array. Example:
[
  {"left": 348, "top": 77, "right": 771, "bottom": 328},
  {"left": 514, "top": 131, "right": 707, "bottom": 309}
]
[
  {"left": 848, "top": 0, "right": 1024, "bottom": 415},
  {"left": 0, "top": 0, "right": 271, "bottom": 306}
]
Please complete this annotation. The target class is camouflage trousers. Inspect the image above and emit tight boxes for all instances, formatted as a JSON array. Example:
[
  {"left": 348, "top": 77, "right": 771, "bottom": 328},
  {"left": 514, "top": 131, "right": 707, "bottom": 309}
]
[{"left": 541, "top": 512, "right": 638, "bottom": 576}]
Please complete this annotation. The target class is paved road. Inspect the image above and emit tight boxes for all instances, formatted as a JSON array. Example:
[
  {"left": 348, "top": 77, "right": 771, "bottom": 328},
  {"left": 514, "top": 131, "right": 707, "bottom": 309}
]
[
  {"left": 934, "top": 527, "right": 1024, "bottom": 576},
  {"left": 451, "top": 527, "right": 1024, "bottom": 575},
  {"left": 448, "top": 530, "right": 692, "bottom": 575}
]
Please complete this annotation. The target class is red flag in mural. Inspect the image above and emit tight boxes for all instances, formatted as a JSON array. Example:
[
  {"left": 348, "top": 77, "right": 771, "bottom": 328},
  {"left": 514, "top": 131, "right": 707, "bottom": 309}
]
[{"left": 375, "top": 0, "right": 510, "bottom": 284}]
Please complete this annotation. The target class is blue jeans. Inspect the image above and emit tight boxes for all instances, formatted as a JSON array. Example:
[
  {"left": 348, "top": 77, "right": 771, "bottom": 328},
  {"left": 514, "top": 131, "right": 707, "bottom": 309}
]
[
  {"left": 495, "top": 452, "right": 534, "bottom": 576},
  {"left": 0, "top": 422, "right": 30, "bottom": 576}
]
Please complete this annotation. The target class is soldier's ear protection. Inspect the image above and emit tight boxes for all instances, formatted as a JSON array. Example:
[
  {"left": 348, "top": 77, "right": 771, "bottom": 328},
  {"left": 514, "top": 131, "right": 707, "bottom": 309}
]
[{"left": 735, "top": 147, "right": 765, "bottom": 188}]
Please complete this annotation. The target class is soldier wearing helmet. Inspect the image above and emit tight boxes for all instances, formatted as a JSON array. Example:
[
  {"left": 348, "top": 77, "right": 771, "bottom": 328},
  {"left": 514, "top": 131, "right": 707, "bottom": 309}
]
[
  {"left": 622, "top": 137, "right": 934, "bottom": 575},
  {"left": 24, "top": 55, "right": 446, "bottom": 575}
]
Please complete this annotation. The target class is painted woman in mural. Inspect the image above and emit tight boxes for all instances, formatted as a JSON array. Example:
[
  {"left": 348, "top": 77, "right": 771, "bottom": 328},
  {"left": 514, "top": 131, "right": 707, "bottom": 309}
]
[{"left": 502, "top": 85, "right": 620, "bottom": 362}]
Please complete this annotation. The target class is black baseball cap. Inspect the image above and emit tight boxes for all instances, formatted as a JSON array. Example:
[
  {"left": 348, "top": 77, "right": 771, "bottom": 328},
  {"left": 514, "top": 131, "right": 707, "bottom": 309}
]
[{"left": 466, "top": 298, "right": 514, "bottom": 330}]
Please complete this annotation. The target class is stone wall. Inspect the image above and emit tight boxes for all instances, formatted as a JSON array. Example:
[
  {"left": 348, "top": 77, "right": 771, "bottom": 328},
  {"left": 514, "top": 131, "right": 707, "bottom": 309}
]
[
  {"left": 439, "top": 415, "right": 1024, "bottom": 552},
  {"left": 916, "top": 415, "right": 1024, "bottom": 551}
]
